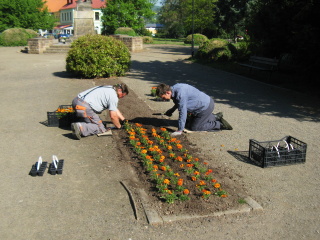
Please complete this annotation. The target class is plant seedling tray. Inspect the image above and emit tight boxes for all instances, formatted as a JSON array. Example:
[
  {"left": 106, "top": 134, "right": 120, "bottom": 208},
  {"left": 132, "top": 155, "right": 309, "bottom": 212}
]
[
  {"left": 249, "top": 136, "right": 307, "bottom": 168},
  {"left": 47, "top": 105, "right": 76, "bottom": 127}
]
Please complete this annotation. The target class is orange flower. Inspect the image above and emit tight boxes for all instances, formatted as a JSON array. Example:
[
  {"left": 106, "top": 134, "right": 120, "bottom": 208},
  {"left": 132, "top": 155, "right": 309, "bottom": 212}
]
[
  {"left": 160, "top": 127, "right": 167, "bottom": 131},
  {"left": 186, "top": 164, "right": 194, "bottom": 168},
  {"left": 169, "top": 153, "right": 175, "bottom": 158},
  {"left": 214, "top": 183, "right": 221, "bottom": 188},
  {"left": 167, "top": 145, "right": 173, "bottom": 150},
  {"left": 211, "top": 179, "right": 217, "bottom": 183},
  {"left": 163, "top": 179, "right": 170, "bottom": 184},
  {"left": 160, "top": 166, "right": 167, "bottom": 171},
  {"left": 174, "top": 173, "right": 180, "bottom": 177},
  {"left": 203, "top": 162, "right": 208, "bottom": 165},
  {"left": 191, "top": 176, "right": 197, "bottom": 181},
  {"left": 175, "top": 156, "right": 183, "bottom": 162},
  {"left": 176, "top": 144, "right": 183, "bottom": 149},
  {"left": 183, "top": 189, "right": 190, "bottom": 195},
  {"left": 199, "top": 180, "right": 206, "bottom": 186},
  {"left": 194, "top": 171, "right": 200, "bottom": 175},
  {"left": 135, "top": 123, "right": 142, "bottom": 127},
  {"left": 136, "top": 142, "right": 141, "bottom": 146},
  {"left": 221, "top": 194, "right": 227, "bottom": 198},
  {"left": 194, "top": 158, "right": 199, "bottom": 161},
  {"left": 179, "top": 164, "right": 184, "bottom": 168},
  {"left": 141, "top": 149, "right": 147, "bottom": 154},
  {"left": 148, "top": 140, "right": 154, "bottom": 145},
  {"left": 153, "top": 165, "right": 158, "bottom": 170},
  {"left": 177, "top": 179, "right": 183, "bottom": 186},
  {"left": 129, "top": 136, "right": 135, "bottom": 140}
]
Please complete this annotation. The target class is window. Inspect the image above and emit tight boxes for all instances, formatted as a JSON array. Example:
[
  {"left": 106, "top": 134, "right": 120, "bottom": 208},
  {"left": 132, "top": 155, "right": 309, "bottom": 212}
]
[{"left": 95, "top": 12, "right": 100, "bottom": 21}]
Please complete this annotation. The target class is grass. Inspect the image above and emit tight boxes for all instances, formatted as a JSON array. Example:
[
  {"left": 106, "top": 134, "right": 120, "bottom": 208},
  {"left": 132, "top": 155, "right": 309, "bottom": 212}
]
[{"left": 152, "top": 37, "right": 188, "bottom": 45}]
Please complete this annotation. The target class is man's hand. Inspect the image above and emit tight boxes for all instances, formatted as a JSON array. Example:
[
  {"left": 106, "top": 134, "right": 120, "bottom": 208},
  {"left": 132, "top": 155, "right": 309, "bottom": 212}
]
[{"left": 171, "top": 131, "right": 182, "bottom": 136}]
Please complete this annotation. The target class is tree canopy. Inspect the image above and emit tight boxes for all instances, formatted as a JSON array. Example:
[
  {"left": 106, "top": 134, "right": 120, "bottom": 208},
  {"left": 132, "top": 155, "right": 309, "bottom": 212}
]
[
  {"left": 0, "top": 0, "right": 56, "bottom": 32},
  {"left": 101, "top": 0, "right": 156, "bottom": 35}
]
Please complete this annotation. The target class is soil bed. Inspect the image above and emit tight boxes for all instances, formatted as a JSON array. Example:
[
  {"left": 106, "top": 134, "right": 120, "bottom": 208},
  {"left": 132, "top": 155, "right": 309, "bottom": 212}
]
[{"left": 95, "top": 78, "right": 248, "bottom": 217}]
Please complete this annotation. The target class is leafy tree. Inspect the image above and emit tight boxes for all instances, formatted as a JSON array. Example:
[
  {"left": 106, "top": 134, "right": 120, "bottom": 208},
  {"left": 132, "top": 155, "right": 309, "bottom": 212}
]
[
  {"left": 101, "top": 0, "right": 156, "bottom": 35},
  {"left": 0, "top": 0, "right": 56, "bottom": 32},
  {"left": 158, "top": 0, "right": 217, "bottom": 38}
]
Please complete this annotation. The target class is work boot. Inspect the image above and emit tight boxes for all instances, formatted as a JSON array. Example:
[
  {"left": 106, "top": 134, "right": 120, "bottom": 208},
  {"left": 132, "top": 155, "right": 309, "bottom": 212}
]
[
  {"left": 71, "top": 123, "right": 82, "bottom": 140},
  {"left": 220, "top": 117, "right": 233, "bottom": 130},
  {"left": 214, "top": 112, "right": 223, "bottom": 121}
]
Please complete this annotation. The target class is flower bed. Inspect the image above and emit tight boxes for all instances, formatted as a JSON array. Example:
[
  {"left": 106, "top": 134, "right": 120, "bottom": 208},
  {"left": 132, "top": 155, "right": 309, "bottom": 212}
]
[{"left": 123, "top": 122, "right": 228, "bottom": 204}]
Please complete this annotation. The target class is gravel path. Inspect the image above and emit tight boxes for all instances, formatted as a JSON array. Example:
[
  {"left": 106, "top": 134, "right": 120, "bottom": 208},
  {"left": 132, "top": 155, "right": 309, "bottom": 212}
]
[{"left": 0, "top": 45, "right": 319, "bottom": 240}]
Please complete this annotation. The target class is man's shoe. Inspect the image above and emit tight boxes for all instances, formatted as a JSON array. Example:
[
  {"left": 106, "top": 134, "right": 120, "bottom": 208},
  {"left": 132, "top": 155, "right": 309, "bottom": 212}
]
[
  {"left": 220, "top": 117, "right": 233, "bottom": 130},
  {"left": 71, "top": 123, "right": 82, "bottom": 140},
  {"left": 215, "top": 112, "right": 223, "bottom": 121}
]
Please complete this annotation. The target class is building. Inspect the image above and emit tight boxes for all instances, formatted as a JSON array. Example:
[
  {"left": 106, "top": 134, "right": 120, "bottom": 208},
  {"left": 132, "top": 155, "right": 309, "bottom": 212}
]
[
  {"left": 44, "top": 0, "right": 106, "bottom": 35},
  {"left": 145, "top": 24, "right": 164, "bottom": 36}
]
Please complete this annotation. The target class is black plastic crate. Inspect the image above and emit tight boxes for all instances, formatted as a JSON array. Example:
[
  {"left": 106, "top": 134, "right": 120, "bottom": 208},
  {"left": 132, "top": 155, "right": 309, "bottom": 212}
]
[
  {"left": 47, "top": 105, "right": 76, "bottom": 127},
  {"left": 249, "top": 136, "right": 307, "bottom": 168}
]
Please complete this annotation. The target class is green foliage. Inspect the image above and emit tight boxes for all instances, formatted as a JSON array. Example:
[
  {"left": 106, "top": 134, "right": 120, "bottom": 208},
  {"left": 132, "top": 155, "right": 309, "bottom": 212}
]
[
  {"left": 0, "top": 0, "right": 56, "bottom": 32},
  {"left": 184, "top": 34, "right": 208, "bottom": 45},
  {"left": 114, "top": 27, "right": 136, "bottom": 37},
  {"left": 66, "top": 35, "right": 131, "bottom": 78},
  {"left": 0, "top": 28, "right": 37, "bottom": 46},
  {"left": 101, "top": 0, "right": 155, "bottom": 35},
  {"left": 143, "top": 36, "right": 153, "bottom": 44},
  {"left": 196, "top": 38, "right": 234, "bottom": 61}
]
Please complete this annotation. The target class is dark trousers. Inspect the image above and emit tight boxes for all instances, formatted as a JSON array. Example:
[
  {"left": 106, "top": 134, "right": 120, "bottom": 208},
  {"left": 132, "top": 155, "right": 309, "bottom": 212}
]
[{"left": 190, "top": 98, "right": 221, "bottom": 131}]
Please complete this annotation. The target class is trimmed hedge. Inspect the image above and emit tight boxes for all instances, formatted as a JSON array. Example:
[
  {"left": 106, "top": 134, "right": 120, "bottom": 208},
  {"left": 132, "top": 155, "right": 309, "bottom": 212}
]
[
  {"left": 114, "top": 27, "right": 136, "bottom": 37},
  {"left": 0, "top": 28, "right": 38, "bottom": 46},
  {"left": 66, "top": 35, "right": 131, "bottom": 78},
  {"left": 196, "top": 38, "right": 235, "bottom": 61},
  {"left": 184, "top": 34, "right": 208, "bottom": 45},
  {"left": 143, "top": 36, "right": 153, "bottom": 44}
]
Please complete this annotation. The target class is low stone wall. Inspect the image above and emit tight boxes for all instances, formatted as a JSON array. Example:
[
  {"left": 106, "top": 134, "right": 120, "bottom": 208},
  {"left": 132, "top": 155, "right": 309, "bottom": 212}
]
[
  {"left": 111, "top": 35, "right": 143, "bottom": 52},
  {"left": 28, "top": 38, "right": 53, "bottom": 54}
]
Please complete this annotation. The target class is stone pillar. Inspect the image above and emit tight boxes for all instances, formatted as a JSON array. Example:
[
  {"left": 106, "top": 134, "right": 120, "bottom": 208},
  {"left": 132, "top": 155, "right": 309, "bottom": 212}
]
[
  {"left": 111, "top": 35, "right": 143, "bottom": 52},
  {"left": 28, "top": 38, "right": 53, "bottom": 54},
  {"left": 73, "top": 0, "right": 95, "bottom": 37}
]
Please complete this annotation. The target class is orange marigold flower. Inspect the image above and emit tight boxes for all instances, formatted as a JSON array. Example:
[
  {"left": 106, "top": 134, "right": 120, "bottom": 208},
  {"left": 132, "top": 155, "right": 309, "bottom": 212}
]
[
  {"left": 176, "top": 144, "right": 183, "bottom": 149},
  {"left": 175, "top": 156, "right": 183, "bottom": 162},
  {"left": 214, "top": 183, "right": 221, "bottom": 188},
  {"left": 167, "top": 145, "right": 173, "bottom": 150},
  {"left": 136, "top": 142, "right": 141, "bottom": 146},
  {"left": 174, "top": 173, "right": 180, "bottom": 177},
  {"left": 163, "top": 179, "right": 170, "bottom": 185},
  {"left": 186, "top": 164, "right": 194, "bottom": 168},
  {"left": 199, "top": 180, "right": 206, "bottom": 186},
  {"left": 167, "top": 190, "right": 173, "bottom": 194},
  {"left": 221, "top": 194, "right": 227, "bottom": 198},
  {"left": 177, "top": 179, "right": 183, "bottom": 186},
  {"left": 129, "top": 136, "right": 135, "bottom": 140},
  {"left": 179, "top": 164, "right": 184, "bottom": 168},
  {"left": 141, "top": 150, "right": 147, "bottom": 154},
  {"left": 183, "top": 189, "right": 190, "bottom": 195},
  {"left": 160, "top": 166, "right": 167, "bottom": 171},
  {"left": 203, "top": 162, "right": 208, "bottom": 165},
  {"left": 160, "top": 127, "right": 167, "bottom": 131},
  {"left": 135, "top": 123, "right": 143, "bottom": 127},
  {"left": 194, "top": 158, "right": 199, "bottom": 161},
  {"left": 191, "top": 176, "right": 197, "bottom": 181},
  {"left": 153, "top": 165, "right": 158, "bottom": 169},
  {"left": 211, "top": 179, "right": 217, "bottom": 183},
  {"left": 148, "top": 140, "right": 154, "bottom": 145},
  {"left": 151, "top": 128, "right": 157, "bottom": 132},
  {"left": 194, "top": 171, "right": 200, "bottom": 175}
]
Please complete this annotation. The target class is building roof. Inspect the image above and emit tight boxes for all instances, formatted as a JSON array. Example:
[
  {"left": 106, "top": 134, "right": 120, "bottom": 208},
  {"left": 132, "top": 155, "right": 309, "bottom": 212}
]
[
  {"left": 44, "top": 0, "right": 66, "bottom": 12},
  {"left": 146, "top": 24, "right": 164, "bottom": 28},
  {"left": 60, "top": 0, "right": 106, "bottom": 10},
  {"left": 44, "top": 0, "right": 106, "bottom": 12}
]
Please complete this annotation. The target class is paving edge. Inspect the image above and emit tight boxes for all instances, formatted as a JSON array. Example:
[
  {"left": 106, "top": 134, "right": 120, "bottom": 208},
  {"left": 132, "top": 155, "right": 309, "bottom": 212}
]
[{"left": 122, "top": 184, "right": 263, "bottom": 225}]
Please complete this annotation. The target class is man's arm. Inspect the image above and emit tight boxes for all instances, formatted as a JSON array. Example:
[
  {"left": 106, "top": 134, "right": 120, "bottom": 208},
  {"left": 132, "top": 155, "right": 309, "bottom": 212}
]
[{"left": 109, "top": 110, "right": 122, "bottom": 128}]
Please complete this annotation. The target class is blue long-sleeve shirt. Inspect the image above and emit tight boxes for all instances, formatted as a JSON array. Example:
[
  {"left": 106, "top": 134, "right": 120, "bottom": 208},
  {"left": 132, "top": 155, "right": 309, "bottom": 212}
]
[{"left": 170, "top": 83, "right": 211, "bottom": 131}]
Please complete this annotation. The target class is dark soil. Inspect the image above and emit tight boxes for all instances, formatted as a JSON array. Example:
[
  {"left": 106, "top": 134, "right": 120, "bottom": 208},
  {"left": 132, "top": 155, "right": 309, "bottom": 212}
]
[{"left": 95, "top": 78, "right": 248, "bottom": 217}]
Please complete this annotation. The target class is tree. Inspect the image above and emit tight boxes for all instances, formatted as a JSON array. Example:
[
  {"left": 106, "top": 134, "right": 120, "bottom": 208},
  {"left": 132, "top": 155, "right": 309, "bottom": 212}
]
[
  {"left": 101, "top": 0, "right": 156, "bottom": 35},
  {"left": 158, "top": 0, "right": 217, "bottom": 38},
  {"left": 0, "top": 0, "right": 56, "bottom": 32}
]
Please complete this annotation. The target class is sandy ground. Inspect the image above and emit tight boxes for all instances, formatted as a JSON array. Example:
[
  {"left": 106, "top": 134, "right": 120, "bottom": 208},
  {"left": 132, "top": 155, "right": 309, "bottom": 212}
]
[{"left": 0, "top": 45, "right": 319, "bottom": 240}]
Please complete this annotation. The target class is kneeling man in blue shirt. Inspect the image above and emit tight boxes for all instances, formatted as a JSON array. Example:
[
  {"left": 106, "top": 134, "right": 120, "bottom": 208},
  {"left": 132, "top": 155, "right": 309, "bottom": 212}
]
[{"left": 156, "top": 83, "right": 232, "bottom": 136}]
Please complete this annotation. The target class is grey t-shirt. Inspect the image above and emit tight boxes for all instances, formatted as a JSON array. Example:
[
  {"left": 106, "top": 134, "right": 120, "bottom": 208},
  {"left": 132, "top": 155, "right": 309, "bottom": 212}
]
[{"left": 78, "top": 86, "right": 118, "bottom": 113}]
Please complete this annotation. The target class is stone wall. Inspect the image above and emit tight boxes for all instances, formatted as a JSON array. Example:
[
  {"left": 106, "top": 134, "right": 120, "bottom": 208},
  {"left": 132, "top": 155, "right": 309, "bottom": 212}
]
[
  {"left": 111, "top": 35, "right": 143, "bottom": 52},
  {"left": 28, "top": 38, "right": 53, "bottom": 54}
]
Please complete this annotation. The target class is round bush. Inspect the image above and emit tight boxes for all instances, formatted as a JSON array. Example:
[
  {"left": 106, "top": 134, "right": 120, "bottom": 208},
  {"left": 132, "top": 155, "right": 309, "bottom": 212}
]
[
  {"left": 66, "top": 35, "right": 131, "bottom": 78},
  {"left": 114, "top": 27, "right": 136, "bottom": 37},
  {"left": 0, "top": 28, "right": 38, "bottom": 46},
  {"left": 184, "top": 34, "right": 208, "bottom": 45},
  {"left": 143, "top": 36, "right": 153, "bottom": 44},
  {"left": 196, "top": 38, "right": 234, "bottom": 61}
]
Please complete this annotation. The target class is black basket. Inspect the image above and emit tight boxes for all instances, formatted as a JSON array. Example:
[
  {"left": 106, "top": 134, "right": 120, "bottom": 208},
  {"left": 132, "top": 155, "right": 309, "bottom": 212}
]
[
  {"left": 47, "top": 105, "right": 76, "bottom": 127},
  {"left": 249, "top": 136, "right": 307, "bottom": 168}
]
